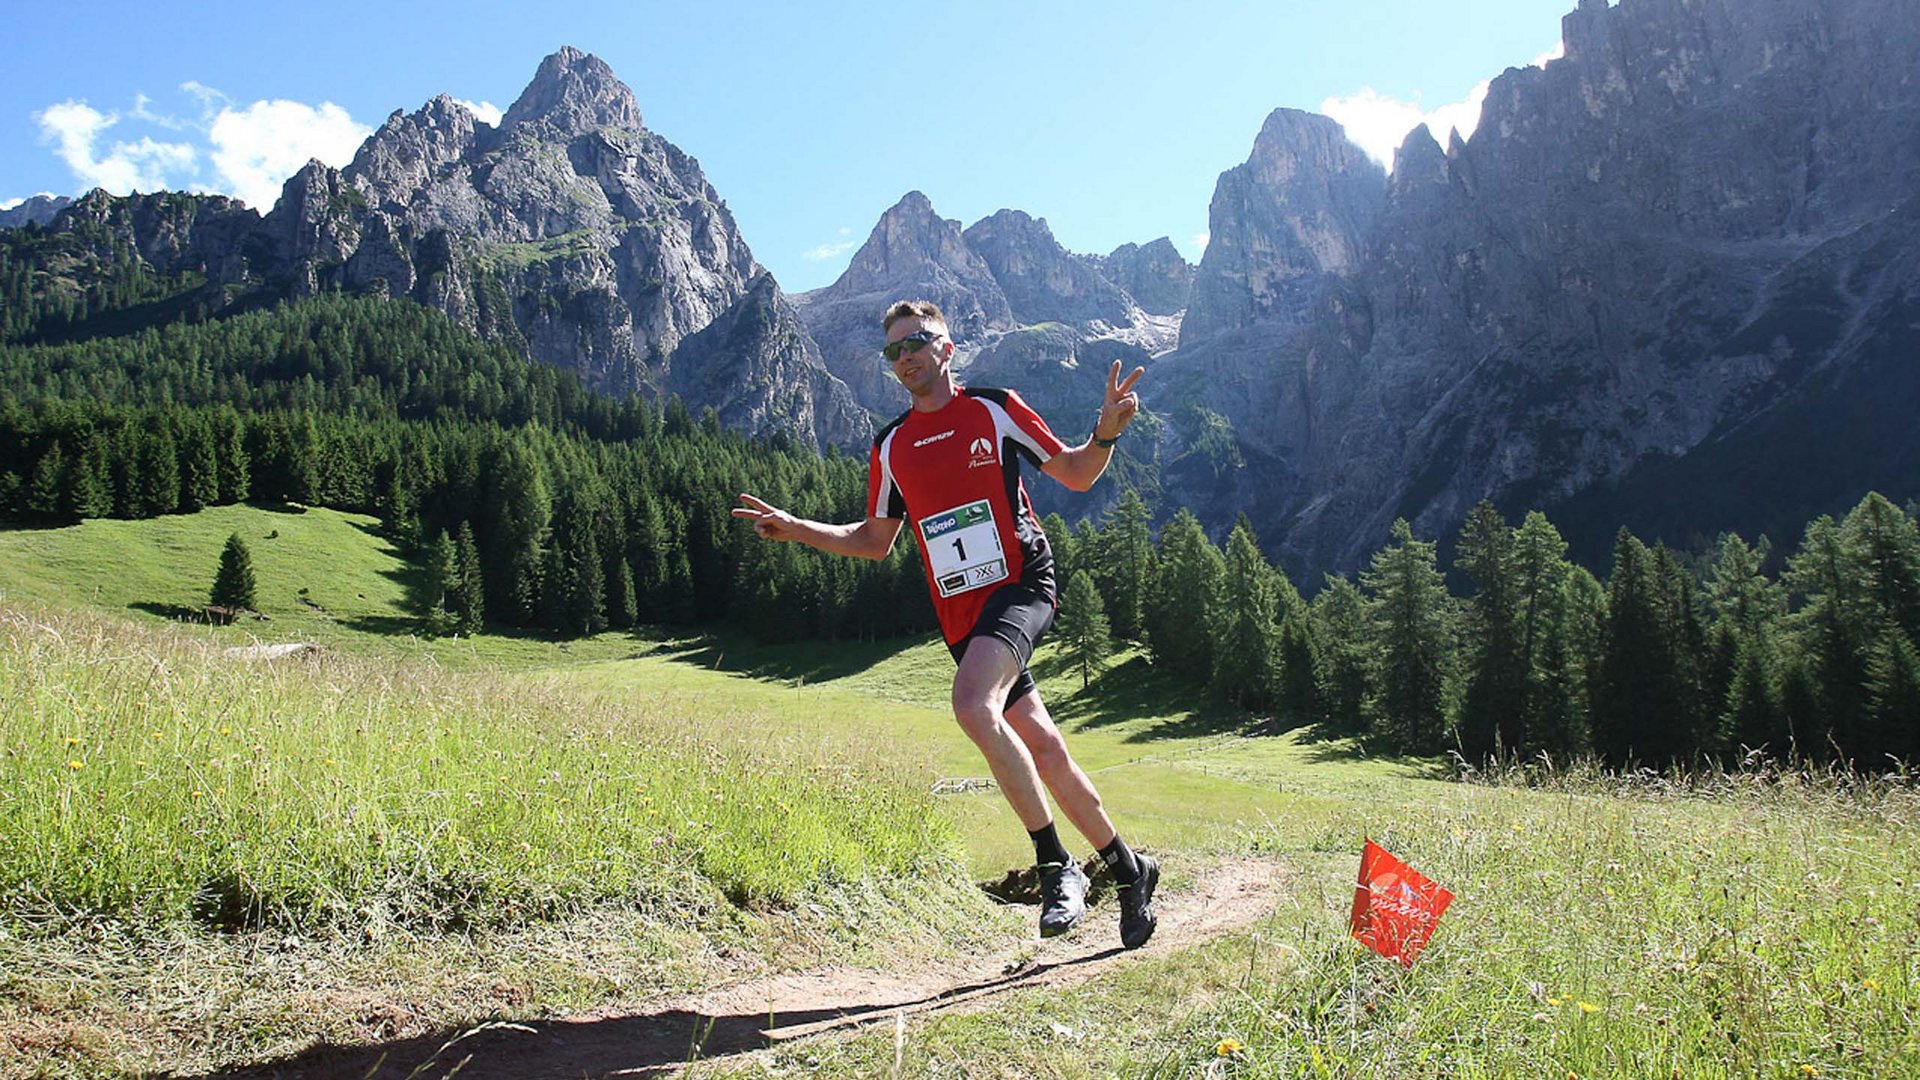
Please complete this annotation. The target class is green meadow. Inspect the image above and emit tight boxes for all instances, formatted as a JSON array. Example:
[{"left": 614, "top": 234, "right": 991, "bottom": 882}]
[{"left": 1, "top": 506, "right": 1916, "bottom": 1078}]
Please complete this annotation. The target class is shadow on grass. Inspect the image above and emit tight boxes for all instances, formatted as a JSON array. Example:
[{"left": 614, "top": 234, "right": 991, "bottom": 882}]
[
  {"left": 1287, "top": 725, "right": 1453, "bottom": 778},
  {"left": 171, "top": 945, "right": 1125, "bottom": 1080},
  {"left": 337, "top": 613, "right": 430, "bottom": 636},
  {"left": 1050, "top": 655, "right": 1257, "bottom": 743},
  {"left": 651, "top": 630, "right": 934, "bottom": 686}
]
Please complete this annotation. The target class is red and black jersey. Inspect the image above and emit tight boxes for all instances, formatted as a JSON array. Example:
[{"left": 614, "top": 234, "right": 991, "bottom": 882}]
[{"left": 867, "top": 387, "right": 1067, "bottom": 646}]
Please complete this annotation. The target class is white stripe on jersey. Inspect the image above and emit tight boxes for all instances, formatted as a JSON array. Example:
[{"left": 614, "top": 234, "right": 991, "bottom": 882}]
[
  {"left": 976, "top": 395, "right": 1053, "bottom": 464},
  {"left": 874, "top": 424, "right": 904, "bottom": 518}
]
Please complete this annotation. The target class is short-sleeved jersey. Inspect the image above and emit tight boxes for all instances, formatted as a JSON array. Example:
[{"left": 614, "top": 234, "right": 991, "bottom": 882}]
[{"left": 868, "top": 387, "right": 1068, "bottom": 646}]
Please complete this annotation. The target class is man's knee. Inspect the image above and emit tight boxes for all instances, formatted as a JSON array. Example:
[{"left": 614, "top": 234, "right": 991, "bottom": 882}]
[{"left": 951, "top": 693, "right": 1002, "bottom": 741}]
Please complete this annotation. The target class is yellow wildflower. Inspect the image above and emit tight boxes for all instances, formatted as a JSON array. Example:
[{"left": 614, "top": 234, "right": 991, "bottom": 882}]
[
  {"left": 67, "top": 760, "right": 83, "bottom": 770},
  {"left": 1215, "top": 1038, "right": 1245, "bottom": 1056},
  {"left": 1577, "top": 1001, "right": 1600, "bottom": 1014},
  {"left": 1547, "top": 997, "right": 1564, "bottom": 1006},
  {"left": 1864, "top": 978, "right": 1881, "bottom": 991},
  {"left": 1800, "top": 1066, "right": 1818, "bottom": 1077},
  {"left": 66, "top": 736, "right": 82, "bottom": 745}
]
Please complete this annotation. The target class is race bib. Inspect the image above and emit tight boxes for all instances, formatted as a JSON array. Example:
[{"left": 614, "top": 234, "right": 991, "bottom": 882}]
[{"left": 919, "top": 499, "right": 1009, "bottom": 598}]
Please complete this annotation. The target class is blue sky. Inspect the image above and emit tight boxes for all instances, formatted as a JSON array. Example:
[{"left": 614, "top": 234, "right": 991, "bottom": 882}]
[{"left": 2, "top": 0, "right": 1571, "bottom": 293}]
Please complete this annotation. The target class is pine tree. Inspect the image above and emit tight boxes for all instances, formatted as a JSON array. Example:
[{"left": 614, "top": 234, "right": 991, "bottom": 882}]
[
  {"left": 1361, "top": 519, "right": 1457, "bottom": 753},
  {"left": 1532, "top": 566, "right": 1605, "bottom": 758},
  {"left": 1455, "top": 501, "right": 1526, "bottom": 759},
  {"left": 1211, "top": 518, "right": 1281, "bottom": 710},
  {"left": 1096, "top": 489, "right": 1154, "bottom": 642},
  {"left": 1594, "top": 532, "right": 1712, "bottom": 768},
  {"left": 27, "top": 441, "right": 65, "bottom": 522},
  {"left": 422, "top": 530, "right": 460, "bottom": 636},
  {"left": 1786, "top": 515, "right": 1869, "bottom": 763},
  {"left": 1865, "top": 628, "right": 1920, "bottom": 764},
  {"left": 71, "top": 430, "right": 110, "bottom": 519},
  {"left": 177, "top": 413, "right": 219, "bottom": 513},
  {"left": 1276, "top": 606, "right": 1320, "bottom": 724},
  {"left": 210, "top": 533, "right": 257, "bottom": 611},
  {"left": 1311, "top": 574, "right": 1373, "bottom": 737},
  {"left": 1146, "top": 509, "right": 1224, "bottom": 682},
  {"left": 1057, "top": 572, "right": 1112, "bottom": 690},
  {"left": 450, "top": 522, "right": 485, "bottom": 634}
]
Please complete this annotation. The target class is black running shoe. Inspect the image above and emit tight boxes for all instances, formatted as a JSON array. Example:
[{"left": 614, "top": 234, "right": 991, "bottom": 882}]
[
  {"left": 1118, "top": 854, "right": 1159, "bottom": 949},
  {"left": 1038, "top": 862, "right": 1089, "bottom": 937}
]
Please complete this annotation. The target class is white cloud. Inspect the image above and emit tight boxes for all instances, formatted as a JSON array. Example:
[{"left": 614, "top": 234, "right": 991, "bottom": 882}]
[
  {"left": 803, "top": 237, "right": 859, "bottom": 261},
  {"left": 208, "top": 99, "right": 371, "bottom": 210},
  {"left": 30, "top": 86, "right": 373, "bottom": 212},
  {"left": 453, "top": 98, "right": 504, "bottom": 126},
  {"left": 1320, "top": 82, "right": 1490, "bottom": 172},
  {"left": 1321, "top": 42, "right": 1564, "bottom": 173},
  {"left": 1192, "top": 231, "right": 1210, "bottom": 251},
  {"left": 803, "top": 230, "right": 859, "bottom": 261},
  {"left": 36, "top": 100, "right": 199, "bottom": 193}
]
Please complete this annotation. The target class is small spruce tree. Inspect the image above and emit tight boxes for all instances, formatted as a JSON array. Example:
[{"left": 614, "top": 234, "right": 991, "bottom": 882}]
[
  {"left": 211, "top": 533, "right": 258, "bottom": 612},
  {"left": 1057, "top": 572, "right": 1113, "bottom": 690}
]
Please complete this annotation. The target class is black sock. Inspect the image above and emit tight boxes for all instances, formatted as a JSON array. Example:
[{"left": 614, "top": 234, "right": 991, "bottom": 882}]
[
  {"left": 1100, "top": 835, "right": 1141, "bottom": 886},
  {"left": 1029, "top": 822, "right": 1072, "bottom": 867}
]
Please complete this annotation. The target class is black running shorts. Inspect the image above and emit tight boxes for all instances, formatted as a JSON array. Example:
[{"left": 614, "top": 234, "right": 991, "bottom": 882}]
[{"left": 948, "top": 582, "right": 1057, "bottom": 708}]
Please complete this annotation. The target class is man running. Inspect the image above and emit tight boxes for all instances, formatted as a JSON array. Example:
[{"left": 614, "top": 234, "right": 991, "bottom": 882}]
[{"left": 732, "top": 299, "right": 1158, "bottom": 948}]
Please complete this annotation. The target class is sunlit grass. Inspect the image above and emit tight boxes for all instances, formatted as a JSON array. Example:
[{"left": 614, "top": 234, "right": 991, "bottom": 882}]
[
  {"left": 0, "top": 604, "right": 957, "bottom": 932},
  {"left": 725, "top": 764, "right": 1920, "bottom": 1079}
]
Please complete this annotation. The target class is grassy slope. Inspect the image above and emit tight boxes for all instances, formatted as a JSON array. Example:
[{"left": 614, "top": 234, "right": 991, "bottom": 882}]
[{"left": 4, "top": 510, "right": 1918, "bottom": 1079}]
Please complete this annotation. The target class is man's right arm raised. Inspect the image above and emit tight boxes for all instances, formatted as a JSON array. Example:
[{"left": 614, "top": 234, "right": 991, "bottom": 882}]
[{"left": 732, "top": 493, "right": 903, "bottom": 561}]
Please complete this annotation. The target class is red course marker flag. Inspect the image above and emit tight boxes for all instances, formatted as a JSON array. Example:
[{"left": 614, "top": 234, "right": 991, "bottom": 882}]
[{"left": 1349, "top": 838, "right": 1454, "bottom": 967}]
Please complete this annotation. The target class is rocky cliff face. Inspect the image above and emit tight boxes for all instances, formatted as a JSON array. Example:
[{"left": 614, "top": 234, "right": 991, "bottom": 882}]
[
  {"left": 34, "top": 48, "right": 866, "bottom": 451},
  {"left": 1093, "top": 238, "right": 1194, "bottom": 316},
  {"left": 795, "top": 192, "right": 1188, "bottom": 426},
  {"left": 1158, "top": 0, "right": 1920, "bottom": 574},
  {"left": 0, "top": 195, "right": 75, "bottom": 230},
  {"left": 1178, "top": 109, "right": 1385, "bottom": 349}
]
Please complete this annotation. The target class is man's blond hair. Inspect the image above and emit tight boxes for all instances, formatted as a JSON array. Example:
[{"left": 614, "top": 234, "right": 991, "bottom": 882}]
[{"left": 882, "top": 299, "right": 947, "bottom": 334}]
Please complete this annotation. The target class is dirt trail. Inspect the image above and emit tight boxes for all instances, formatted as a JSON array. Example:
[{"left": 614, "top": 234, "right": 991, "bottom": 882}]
[{"left": 198, "top": 858, "right": 1287, "bottom": 1080}]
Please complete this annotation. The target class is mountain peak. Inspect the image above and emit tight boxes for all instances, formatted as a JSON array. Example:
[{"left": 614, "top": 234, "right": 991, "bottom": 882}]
[{"left": 500, "top": 47, "right": 643, "bottom": 135}]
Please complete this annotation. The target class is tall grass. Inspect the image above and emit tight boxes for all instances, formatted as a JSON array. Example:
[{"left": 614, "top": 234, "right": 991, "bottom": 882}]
[
  {"left": 736, "top": 752, "right": 1919, "bottom": 1078},
  {"left": 0, "top": 604, "right": 959, "bottom": 934}
]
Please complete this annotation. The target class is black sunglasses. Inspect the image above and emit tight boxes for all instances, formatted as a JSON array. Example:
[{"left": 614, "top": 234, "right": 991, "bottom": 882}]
[{"left": 883, "top": 331, "right": 942, "bottom": 363}]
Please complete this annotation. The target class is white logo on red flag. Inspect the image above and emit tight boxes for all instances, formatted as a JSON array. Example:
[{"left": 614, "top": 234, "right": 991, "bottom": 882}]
[{"left": 1349, "top": 838, "right": 1454, "bottom": 966}]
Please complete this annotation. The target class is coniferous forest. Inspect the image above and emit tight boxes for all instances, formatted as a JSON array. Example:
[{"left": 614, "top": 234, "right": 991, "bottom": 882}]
[{"left": 2, "top": 220, "right": 1916, "bottom": 772}]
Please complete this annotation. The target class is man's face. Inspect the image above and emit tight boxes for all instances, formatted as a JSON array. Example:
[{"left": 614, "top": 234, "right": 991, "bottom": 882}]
[{"left": 884, "top": 317, "right": 950, "bottom": 397}]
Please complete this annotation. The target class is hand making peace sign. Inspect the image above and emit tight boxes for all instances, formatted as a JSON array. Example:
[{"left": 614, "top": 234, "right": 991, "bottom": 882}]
[{"left": 1094, "top": 359, "right": 1147, "bottom": 443}]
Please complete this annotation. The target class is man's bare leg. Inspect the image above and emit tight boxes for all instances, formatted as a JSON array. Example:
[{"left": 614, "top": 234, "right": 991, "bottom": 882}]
[
  {"left": 951, "top": 636, "right": 1093, "bottom": 936},
  {"left": 949, "top": 636, "right": 1051, "bottom": 830},
  {"left": 1006, "top": 685, "right": 1161, "bottom": 950},
  {"left": 1003, "top": 688, "right": 1116, "bottom": 850}
]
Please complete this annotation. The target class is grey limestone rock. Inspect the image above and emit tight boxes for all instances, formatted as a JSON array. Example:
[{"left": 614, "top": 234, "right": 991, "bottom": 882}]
[
  {"left": 1095, "top": 237, "right": 1193, "bottom": 316},
  {"left": 1161, "top": 0, "right": 1920, "bottom": 575},
  {"left": 1178, "top": 108, "right": 1386, "bottom": 349},
  {"left": 61, "top": 46, "right": 863, "bottom": 451},
  {"left": 0, "top": 195, "right": 74, "bottom": 230}
]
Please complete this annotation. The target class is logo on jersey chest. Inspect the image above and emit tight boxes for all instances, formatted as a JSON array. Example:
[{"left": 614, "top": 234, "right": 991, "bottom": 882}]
[{"left": 967, "top": 436, "right": 997, "bottom": 469}]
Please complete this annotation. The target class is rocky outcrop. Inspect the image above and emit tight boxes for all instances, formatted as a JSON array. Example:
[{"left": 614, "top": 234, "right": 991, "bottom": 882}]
[
  {"left": 1094, "top": 238, "right": 1193, "bottom": 316},
  {"left": 1160, "top": 0, "right": 1920, "bottom": 574},
  {"left": 1178, "top": 109, "right": 1385, "bottom": 348},
  {"left": 961, "top": 210, "right": 1138, "bottom": 328},
  {"left": 0, "top": 195, "right": 74, "bottom": 230},
  {"left": 796, "top": 191, "right": 1186, "bottom": 423},
  {"left": 668, "top": 273, "right": 869, "bottom": 448},
  {"left": 792, "top": 191, "right": 1016, "bottom": 411},
  {"left": 30, "top": 48, "right": 864, "bottom": 451}
]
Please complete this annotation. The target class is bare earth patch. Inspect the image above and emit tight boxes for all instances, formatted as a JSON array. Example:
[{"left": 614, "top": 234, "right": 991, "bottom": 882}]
[{"left": 191, "top": 857, "right": 1287, "bottom": 1080}]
